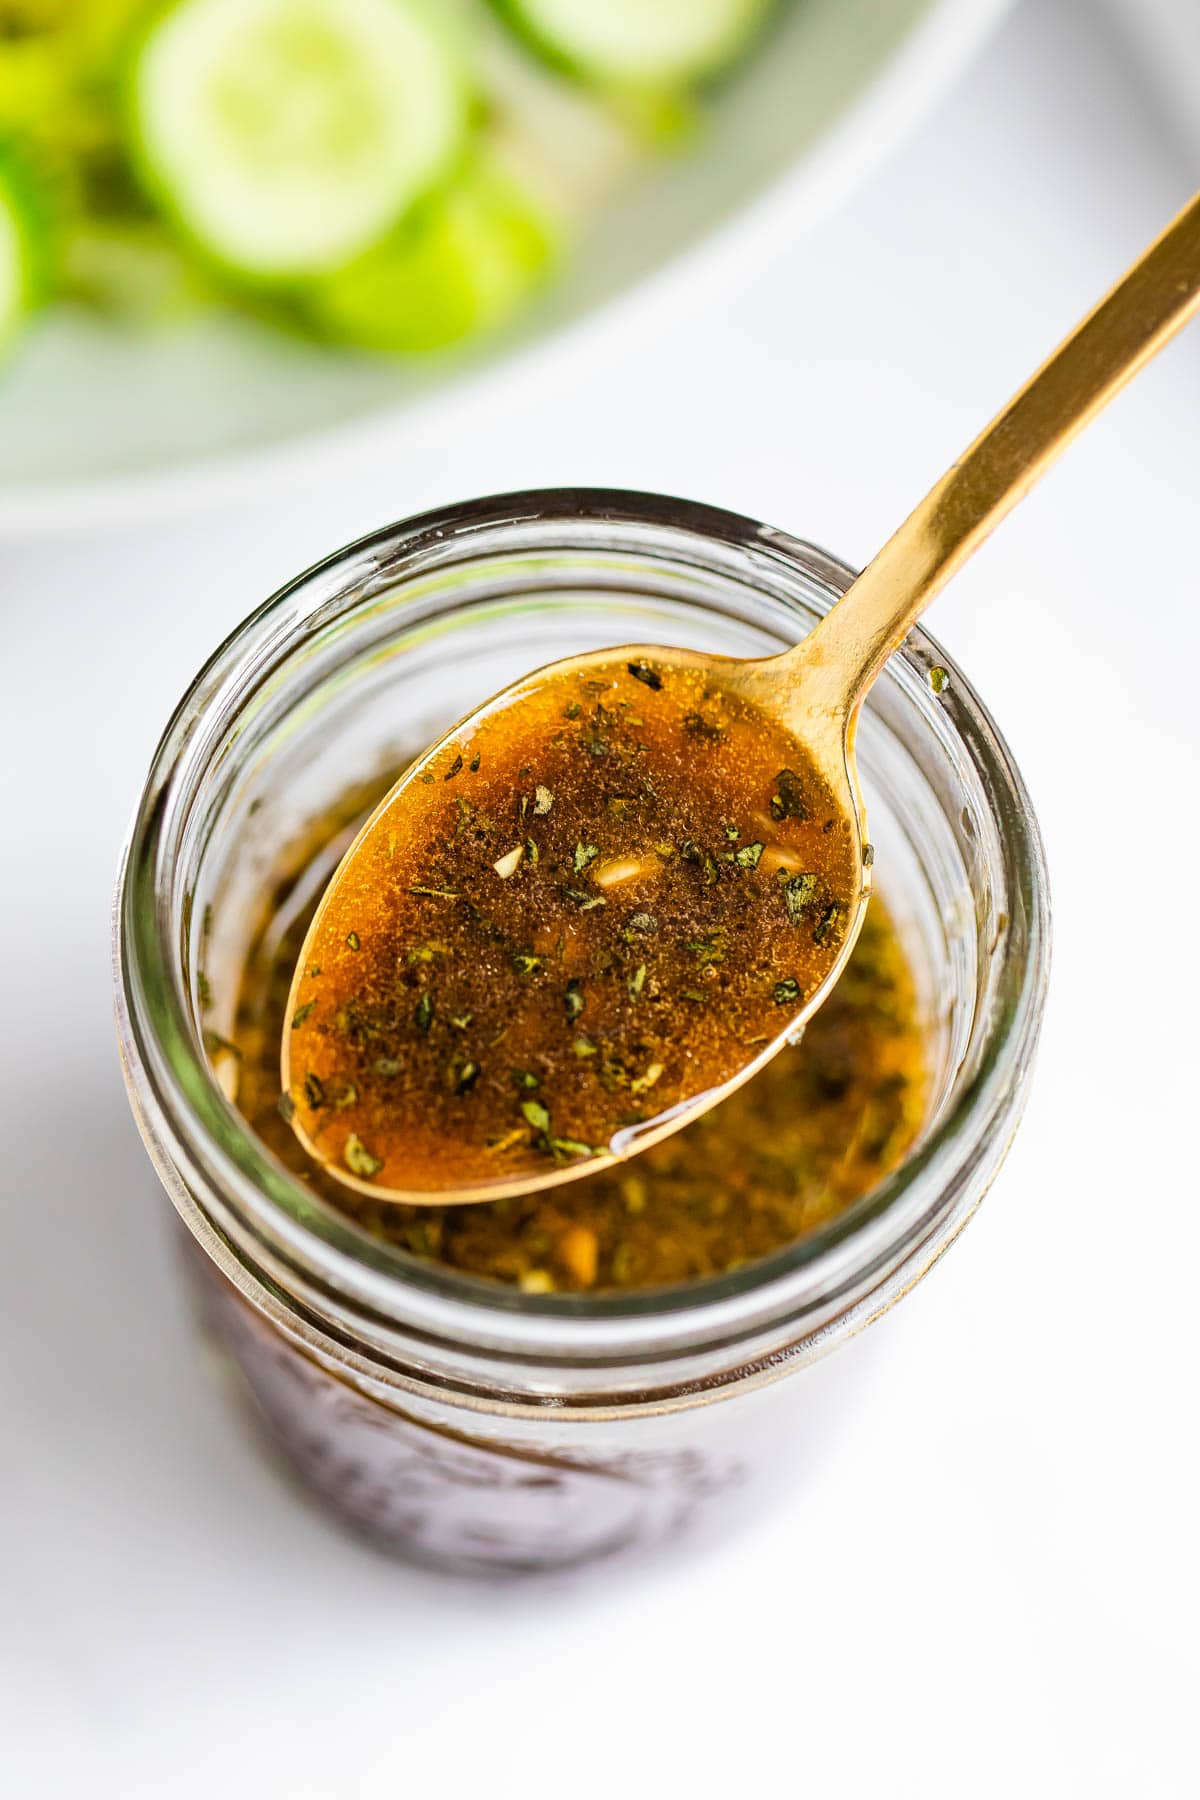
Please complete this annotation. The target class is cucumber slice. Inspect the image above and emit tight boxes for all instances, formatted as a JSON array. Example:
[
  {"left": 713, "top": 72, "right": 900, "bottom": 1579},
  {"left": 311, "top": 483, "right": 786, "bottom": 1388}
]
[
  {"left": 129, "top": 0, "right": 470, "bottom": 282},
  {"left": 0, "top": 143, "right": 51, "bottom": 354},
  {"left": 496, "top": 0, "right": 772, "bottom": 87},
  {"left": 309, "top": 161, "right": 554, "bottom": 353}
]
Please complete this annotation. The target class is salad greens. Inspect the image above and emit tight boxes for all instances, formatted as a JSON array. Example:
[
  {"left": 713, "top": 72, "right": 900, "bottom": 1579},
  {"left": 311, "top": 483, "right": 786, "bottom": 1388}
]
[{"left": 0, "top": 0, "right": 777, "bottom": 362}]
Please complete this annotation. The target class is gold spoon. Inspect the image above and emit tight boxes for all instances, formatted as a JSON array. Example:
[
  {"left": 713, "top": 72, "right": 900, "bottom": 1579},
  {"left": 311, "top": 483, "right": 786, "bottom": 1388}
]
[{"left": 284, "top": 188, "right": 1200, "bottom": 1205}]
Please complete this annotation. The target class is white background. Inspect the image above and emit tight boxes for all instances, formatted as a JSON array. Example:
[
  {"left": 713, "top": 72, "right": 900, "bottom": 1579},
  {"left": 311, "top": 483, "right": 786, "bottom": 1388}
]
[{"left": 3, "top": 0, "right": 1199, "bottom": 1793}]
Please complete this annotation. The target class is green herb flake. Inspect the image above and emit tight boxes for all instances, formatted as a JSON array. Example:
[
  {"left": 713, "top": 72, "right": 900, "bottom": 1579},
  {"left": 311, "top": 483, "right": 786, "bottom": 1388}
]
[
  {"left": 736, "top": 841, "right": 765, "bottom": 870},
  {"left": 573, "top": 1035, "right": 596, "bottom": 1057},
  {"left": 550, "top": 1138, "right": 595, "bottom": 1160},
  {"left": 450, "top": 1059, "right": 480, "bottom": 1095},
  {"left": 688, "top": 933, "right": 726, "bottom": 964},
  {"left": 813, "top": 903, "right": 842, "bottom": 947},
  {"left": 470, "top": 751, "right": 481, "bottom": 772},
  {"left": 628, "top": 963, "right": 647, "bottom": 999},
  {"left": 409, "top": 885, "right": 460, "bottom": 899},
  {"left": 627, "top": 661, "right": 662, "bottom": 690},
  {"left": 565, "top": 979, "right": 585, "bottom": 1020},
  {"left": 511, "top": 1068, "right": 540, "bottom": 1091},
  {"left": 345, "top": 931, "right": 360, "bottom": 951},
  {"left": 781, "top": 871, "right": 820, "bottom": 924},
  {"left": 418, "top": 771, "right": 436, "bottom": 785},
  {"left": 521, "top": 1099, "right": 552, "bottom": 1134},
  {"left": 532, "top": 784, "right": 554, "bottom": 815},
  {"left": 770, "top": 768, "right": 810, "bottom": 821},
  {"left": 630, "top": 1060, "right": 664, "bottom": 1095},
  {"left": 449, "top": 1012, "right": 474, "bottom": 1030},
  {"left": 304, "top": 1072, "right": 325, "bottom": 1108},
  {"left": 929, "top": 665, "right": 950, "bottom": 694},
  {"left": 513, "top": 952, "right": 543, "bottom": 976},
  {"left": 414, "top": 991, "right": 434, "bottom": 1032},
  {"left": 724, "top": 824, "right": 740, "bottom": 840},
  {"left": 773, "top": 977, "right": 802, "bottom": 1006},
  {"left": 681, "top": 989, "right": 708, "bottom": 1004},
  {"left": 573, "top": 842, "right": 599, "bottom": 873},
  {"left": 291, "top": 1001, "right": 315, "bottom": 1030},
  {"left": 443, "top": 753, "right": 463, "bottom": 781},
  {"left": 562, "top": 701, "right": 582, "bottom": 720},
  {"left": 344, "top": 1134, "right": 383, "bottom": 1178}
]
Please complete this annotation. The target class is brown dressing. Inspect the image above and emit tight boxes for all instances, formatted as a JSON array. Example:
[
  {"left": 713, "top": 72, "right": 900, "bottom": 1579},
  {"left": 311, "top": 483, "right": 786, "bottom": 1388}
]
[
  {"left": 284, "top": 658, "right": 858, "bottom": 1194},
  {"left": 219, "top": 777, "right": 925, "bottom": 1292}
]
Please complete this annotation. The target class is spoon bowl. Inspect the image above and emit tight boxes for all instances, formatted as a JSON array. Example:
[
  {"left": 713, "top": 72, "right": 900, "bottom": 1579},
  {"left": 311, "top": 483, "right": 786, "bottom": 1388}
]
[{"left": 283, "top": 635, "right": 869, "bottom": 1202}]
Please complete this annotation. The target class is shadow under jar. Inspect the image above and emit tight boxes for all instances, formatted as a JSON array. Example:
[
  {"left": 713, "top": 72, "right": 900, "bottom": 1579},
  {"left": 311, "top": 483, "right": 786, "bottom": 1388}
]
[{"left": 114, "top": 489, "right": 1049, "bottom": 1576}]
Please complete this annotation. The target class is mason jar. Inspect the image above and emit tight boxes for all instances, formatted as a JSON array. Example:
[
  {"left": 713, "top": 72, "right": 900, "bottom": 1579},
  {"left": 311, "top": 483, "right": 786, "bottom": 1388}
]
[{"left": 113, "top": 488, "right": 1049, "bottom": 1575}]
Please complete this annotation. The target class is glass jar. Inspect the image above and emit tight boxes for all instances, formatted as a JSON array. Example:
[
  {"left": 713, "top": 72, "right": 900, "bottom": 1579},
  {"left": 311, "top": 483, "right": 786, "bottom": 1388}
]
[{"left": 114, "top": 489, "right": 1049, "bottom": 1575}]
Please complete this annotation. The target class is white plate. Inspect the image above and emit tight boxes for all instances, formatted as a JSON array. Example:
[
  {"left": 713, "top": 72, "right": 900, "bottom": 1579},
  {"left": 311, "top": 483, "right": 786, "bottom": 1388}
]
[{"left": 0, "top": 0, "right": 1010, "bottom": 534}]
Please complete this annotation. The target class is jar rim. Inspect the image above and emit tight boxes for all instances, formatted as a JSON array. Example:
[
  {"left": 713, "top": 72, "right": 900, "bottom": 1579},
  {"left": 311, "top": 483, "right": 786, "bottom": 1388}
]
[{"left": 114, "top": 487, "right": 1050, "bottom": 1367}]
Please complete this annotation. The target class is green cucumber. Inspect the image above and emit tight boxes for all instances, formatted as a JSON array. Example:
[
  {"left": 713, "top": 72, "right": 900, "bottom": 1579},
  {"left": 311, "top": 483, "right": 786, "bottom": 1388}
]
[
  {"left": 495, "top": 0, "right": 772, "bottom": 87},
  {"left": 129, "top": 0, "right": 470, "bottom": 283},
  {"left": 0, "top": 141, "right": 52, "bottom": 355},
  {"left": 308, "top": 160, "right": 554, "bottom": 353}
]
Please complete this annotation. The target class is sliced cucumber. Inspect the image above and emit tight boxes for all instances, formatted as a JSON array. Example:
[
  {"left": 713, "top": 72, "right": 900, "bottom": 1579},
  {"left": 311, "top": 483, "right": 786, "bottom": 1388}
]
[
  {"left": 497, "top": 0, "right": 772, "bottom": 87},
  {"left": 0, "top": 143, "right": 51, "bottom": 354},
  {"left": 309, "top": 161, "right": 554, "bottom": 353},
  {"left": 129, "top": 0, "right": 470, "bottom": 283}
]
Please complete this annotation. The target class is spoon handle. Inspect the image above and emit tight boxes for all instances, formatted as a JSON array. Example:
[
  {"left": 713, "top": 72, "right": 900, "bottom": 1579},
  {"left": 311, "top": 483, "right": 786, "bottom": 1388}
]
[{"left": 798, "top": 187, "right": 1200, "bottom": 716}]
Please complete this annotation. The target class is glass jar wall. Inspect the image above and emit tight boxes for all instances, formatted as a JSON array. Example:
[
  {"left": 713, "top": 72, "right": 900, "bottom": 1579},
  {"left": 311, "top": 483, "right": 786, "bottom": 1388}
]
[{"left": 114, "top": 490, "right": 1049, "bottom": 1573}]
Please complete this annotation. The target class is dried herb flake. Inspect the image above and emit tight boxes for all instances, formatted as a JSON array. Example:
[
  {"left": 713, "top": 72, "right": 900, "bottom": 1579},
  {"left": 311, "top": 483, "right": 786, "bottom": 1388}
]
[
  {"left": 344, "top": 1134, "right": 383, "bottom": 1178},
  {"left": 781, "top": 871, "right": 819, "bottom": 924},
  {"left": 770, "top": 768, "right": 809, "bottom": 821},
  {"left": 521, "top": 1099, "right": 551, "bottom": 1134}
]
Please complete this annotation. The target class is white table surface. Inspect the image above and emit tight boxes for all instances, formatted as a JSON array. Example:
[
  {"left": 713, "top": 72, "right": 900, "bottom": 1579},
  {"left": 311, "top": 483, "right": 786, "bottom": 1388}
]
[{"left": 4, "top": 1, "right": 1198, "bottom": 1794}]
